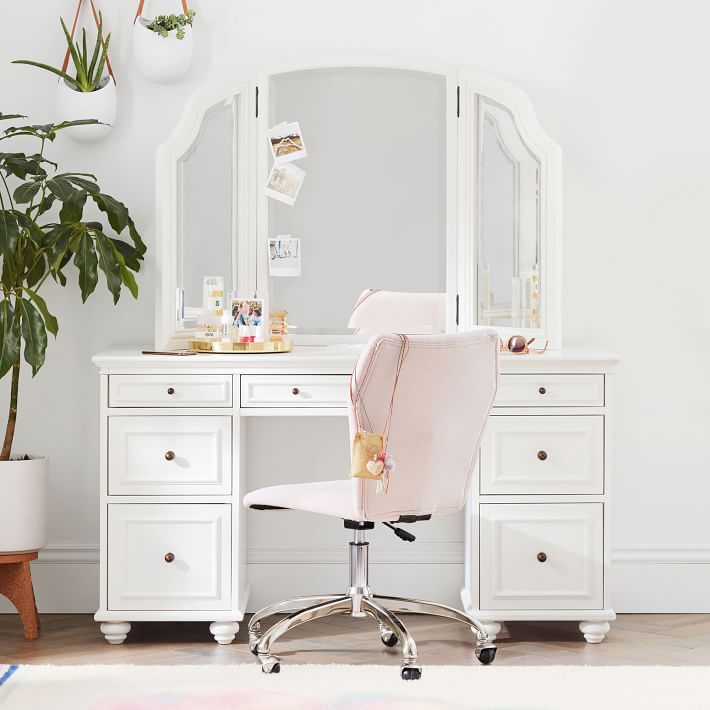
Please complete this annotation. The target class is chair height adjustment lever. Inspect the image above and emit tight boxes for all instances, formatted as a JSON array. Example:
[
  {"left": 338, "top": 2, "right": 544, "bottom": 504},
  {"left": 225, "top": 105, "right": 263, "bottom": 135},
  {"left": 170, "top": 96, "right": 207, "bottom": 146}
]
[{"left": 383, "top": 522, "right": 416, "bottom": 542}]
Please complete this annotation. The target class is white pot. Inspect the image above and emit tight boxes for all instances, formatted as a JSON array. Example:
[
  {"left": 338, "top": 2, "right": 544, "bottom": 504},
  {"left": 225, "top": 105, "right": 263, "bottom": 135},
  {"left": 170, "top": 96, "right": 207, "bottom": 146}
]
[
  {"left": 0, "top": 456, "right": 48, "bottom": 553},
  {"left": 55, "top": 76, "right": 116, "bottom": 143},
  {"left": 133, "top": 18, "right": 193, "bottom": 84}
]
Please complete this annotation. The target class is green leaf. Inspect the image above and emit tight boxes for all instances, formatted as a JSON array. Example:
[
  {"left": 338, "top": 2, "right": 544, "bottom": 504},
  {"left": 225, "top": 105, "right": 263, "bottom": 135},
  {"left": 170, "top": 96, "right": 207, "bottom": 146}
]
[
  {"left": 92, "top": 193, "right": 130, "bottom": 233},
  {"left": 94, "top": 230, "right": 122, "bottom": 303},
  {"left": 0, "top": 152, "right": 46, "bottom": 180},
  {"left": 111, "top": 238, "right": 141, "bottom": 271},
  {"left": 11, "top": 60, "right": 82, "bottom": 92},
  {"left": 0, "top": 114, "right": 26, "bottom": 122},
  {"left": 24, "top": 288, "right": 58, "bottom": 337},
  {"left": 16, "top": 298, "right": 47, "bottom": 376},
  {"left": 25, "top": 252, "right": 46, "bottom": 289},
  {"left": 0, "top": 301, "right": 20, "bottom": 378},
  {"left": 60, "top": 16, "right": 88, "bottom": 90},
  {"left": 59, "top": 190, "right": 87, "bottom": 223},
  {"left": 62, "top": 175, "right": 99, "bottom": 194},
  {"left": 46, "top": 224, "right": 75, "bottom": 271},
  {"left": 118, "top": 260, "right": 138, "bottom": 299},
  {"left": 129, "top": 220, "right": 147, "bottom": 257},
  {"left": 46, "top": 177, "right": 78, "bottom": 202},
  {"left": 36, "top": 193, "right": 56, "bottom": 216},
  {"left": 109, "top": 239, "right": 139, "bottom": 298},
  {"left": 13, "top": 180, "right": 42, "bottom": 204},
  {"left": 73, "top": 231, "right": 98, "bottom": 302},
  {"left": 0, "top": 210, "right": 20, "bottom": 259},
  {"left": 15, "top": 211, "right": 43, "bottom": 246}
]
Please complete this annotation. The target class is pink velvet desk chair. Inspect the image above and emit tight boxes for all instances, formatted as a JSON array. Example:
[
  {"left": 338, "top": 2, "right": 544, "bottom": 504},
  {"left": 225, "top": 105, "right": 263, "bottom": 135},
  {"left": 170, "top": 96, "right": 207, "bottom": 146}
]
[{"left": 244, "top": 329, "right": 499, "bottom": 679}]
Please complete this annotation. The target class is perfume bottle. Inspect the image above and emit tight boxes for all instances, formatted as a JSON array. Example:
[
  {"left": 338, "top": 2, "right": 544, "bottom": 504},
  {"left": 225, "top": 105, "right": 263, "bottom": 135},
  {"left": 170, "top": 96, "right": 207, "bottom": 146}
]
[{"left": 201, "top": 276, "right": 224, "bottom": 327}]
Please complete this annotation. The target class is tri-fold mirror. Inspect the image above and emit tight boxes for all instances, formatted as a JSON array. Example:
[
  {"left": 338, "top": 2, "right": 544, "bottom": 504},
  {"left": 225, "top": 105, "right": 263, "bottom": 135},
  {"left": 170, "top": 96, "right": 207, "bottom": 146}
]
[{"left": 156, "top": 60, "right": 561, "bottom": 350}]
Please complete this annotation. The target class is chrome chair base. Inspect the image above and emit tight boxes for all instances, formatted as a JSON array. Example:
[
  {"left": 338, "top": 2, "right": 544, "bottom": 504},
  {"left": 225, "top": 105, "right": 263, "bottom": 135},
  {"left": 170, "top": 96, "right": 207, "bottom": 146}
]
[{"left": 248, "top": 530, "right": 497, "bottom": 679}]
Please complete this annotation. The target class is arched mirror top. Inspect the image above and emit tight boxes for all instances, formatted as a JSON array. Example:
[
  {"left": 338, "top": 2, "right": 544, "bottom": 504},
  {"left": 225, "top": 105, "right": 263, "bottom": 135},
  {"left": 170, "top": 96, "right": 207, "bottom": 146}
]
[{"left": 155, "top": 59, "right": 561, "bottom": 350}]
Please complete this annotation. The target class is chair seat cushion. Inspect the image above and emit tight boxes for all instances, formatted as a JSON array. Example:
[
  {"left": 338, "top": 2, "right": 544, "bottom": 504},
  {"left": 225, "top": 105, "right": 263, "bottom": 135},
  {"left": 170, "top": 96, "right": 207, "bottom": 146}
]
[{"left": 244, "top": 480, "right": 362, "bottom": 520}]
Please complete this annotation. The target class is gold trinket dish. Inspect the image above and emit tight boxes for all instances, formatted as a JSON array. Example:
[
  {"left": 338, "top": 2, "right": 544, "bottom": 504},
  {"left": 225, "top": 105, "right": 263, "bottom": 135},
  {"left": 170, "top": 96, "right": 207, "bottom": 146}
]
[{"left": 188, "top": 339, "right": 293, "bottom": 354}]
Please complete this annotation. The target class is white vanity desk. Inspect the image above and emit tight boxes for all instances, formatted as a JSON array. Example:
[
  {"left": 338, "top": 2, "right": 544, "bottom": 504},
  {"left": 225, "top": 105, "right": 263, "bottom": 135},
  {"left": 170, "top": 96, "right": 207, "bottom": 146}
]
[
  {"left": 94, "top": 58, "right": 620, "bottom": 646},
  {"left": 93, "top": 345, "right": 618, "bottom": 645}
]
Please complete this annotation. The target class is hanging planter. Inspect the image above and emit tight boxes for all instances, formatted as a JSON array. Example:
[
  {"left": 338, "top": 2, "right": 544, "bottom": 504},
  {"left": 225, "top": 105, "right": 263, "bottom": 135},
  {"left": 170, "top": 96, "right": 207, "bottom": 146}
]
[
  {"left": 13, "top": 0, "right": 117, "bottom": 143},
  {"left": 133, "top": 1, "right": 195, "bottom": 84},
  {"left": 56, "top": 74, "right": 116, "bottom": 143}
]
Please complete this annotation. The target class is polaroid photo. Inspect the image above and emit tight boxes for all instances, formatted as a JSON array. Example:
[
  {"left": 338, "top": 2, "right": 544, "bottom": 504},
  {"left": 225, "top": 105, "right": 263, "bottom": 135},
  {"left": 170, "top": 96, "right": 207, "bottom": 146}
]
[
  {"left": 230, "top": 297, "right": 264, "bottom": 327},
  {"left": 265, "top": 162, "right": 307, "bottom": 206},
  {"left": 268, "top": 236, "right": 302, "bottom": 277},
  {"left": 268, "top": 121, "right": 307, "bottom": 163}
]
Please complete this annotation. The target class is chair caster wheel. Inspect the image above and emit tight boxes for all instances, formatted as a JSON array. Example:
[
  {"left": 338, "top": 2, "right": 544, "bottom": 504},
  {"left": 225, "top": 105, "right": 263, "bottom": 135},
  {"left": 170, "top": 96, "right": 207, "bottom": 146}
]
[
  {"left": 262, "top": 662, "right": 280, "bottom": 674},
  {"left": 475, "top": 646, "right": 497, "bottom": 665},
  {"left": 400, "top": 665, "right": 422, "bottom": 680},
  {"left": 381, "top": 631, "right": 398, "bottom": 647},
  {"left": 250, "top": 645, "right": 258, "bottom": 656}
]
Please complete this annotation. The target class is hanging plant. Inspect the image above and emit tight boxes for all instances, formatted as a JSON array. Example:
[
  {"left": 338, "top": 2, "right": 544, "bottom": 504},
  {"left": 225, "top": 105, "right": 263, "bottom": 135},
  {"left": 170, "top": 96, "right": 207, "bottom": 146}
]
[
  {"left": 12, "top": 0, "right": 116, "bottom": 143},
  {"left": 133, "top": 1, "right": 196, "bottom": 84},
  {"left": 145, "top": 10, "right": 196, "bottom": 39}
]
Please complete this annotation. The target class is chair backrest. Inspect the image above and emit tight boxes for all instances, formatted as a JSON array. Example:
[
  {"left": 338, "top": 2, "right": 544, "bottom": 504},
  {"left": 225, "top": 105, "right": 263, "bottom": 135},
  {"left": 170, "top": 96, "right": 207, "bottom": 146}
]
[
  {"left": 347, "top": 290, "right": 446, "bottom": 335},
  {"left": 348, "top": 330, "right": 499, "bottom": 522}
]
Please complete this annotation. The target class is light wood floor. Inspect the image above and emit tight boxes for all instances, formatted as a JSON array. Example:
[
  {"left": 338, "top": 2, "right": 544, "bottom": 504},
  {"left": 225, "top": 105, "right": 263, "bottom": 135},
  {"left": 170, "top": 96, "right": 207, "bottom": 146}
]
[{"left": 1, "top": 614, "right": 709, "bottom": 666}]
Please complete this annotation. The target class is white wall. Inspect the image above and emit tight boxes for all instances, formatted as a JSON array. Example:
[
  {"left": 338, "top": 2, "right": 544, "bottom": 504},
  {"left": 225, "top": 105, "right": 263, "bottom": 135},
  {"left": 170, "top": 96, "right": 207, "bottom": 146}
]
[{"left": 1, "top": 0, "right": 709, "bottom": 614}]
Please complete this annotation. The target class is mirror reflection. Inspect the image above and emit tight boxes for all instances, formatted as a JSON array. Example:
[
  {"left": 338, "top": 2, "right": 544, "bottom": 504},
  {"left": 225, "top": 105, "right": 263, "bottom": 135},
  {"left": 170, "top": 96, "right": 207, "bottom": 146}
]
[
  {"left": 478, "top": 98, "right": 541, "bottom": 329},
  {"left": 177, "top": 100, "right": 235, "bottom": 326},
  {"left": 267, "top": 68, "right": 447, "bottom": 334}
]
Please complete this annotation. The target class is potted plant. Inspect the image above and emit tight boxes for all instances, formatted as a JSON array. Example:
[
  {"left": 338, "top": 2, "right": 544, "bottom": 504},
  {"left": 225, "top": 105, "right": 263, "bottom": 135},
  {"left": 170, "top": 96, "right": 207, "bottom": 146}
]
[
  {"left": 0, "top": 113, "right": 145, "bottom": 556},
  {"left": 13, "top": 14, "right": 116, "bottom": 143},
  {"left": 133, "top": 4, "right": 196, "bottom": 83}
]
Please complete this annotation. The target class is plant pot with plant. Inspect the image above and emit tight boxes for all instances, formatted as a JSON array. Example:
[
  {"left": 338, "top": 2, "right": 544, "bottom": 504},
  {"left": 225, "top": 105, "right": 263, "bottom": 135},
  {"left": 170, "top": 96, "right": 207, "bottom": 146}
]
[
  {"left": 0, "top": 113, "right": 145, "bottom": 561},
  {"left": 133, "top": 1, "right": 196, "bottom": 83},
  {"left": 13, "top": 10, "right": 116, "bottom": 143}
]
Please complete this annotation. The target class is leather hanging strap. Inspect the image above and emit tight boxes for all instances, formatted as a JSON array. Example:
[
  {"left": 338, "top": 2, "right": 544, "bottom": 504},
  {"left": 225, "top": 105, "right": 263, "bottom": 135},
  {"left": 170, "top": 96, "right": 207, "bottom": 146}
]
[
  {"left": 134, "top": 0, "right": 190, "bottom": 24},
  {"left": 62, "top": 0, "right": 115, "bottom": 83}
]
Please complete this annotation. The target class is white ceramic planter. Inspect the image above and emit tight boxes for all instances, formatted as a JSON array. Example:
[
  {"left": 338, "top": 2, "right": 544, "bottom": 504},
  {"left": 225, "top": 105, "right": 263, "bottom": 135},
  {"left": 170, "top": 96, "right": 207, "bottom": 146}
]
[
  {"left": 55, "top": 76, "right": 116, "bottom": 143},
  {"left": 133, "top": 18, "right": 193, "bottom": 83},
  {"left": 0, "top": 456, "right": 48, "bottom": 553}
]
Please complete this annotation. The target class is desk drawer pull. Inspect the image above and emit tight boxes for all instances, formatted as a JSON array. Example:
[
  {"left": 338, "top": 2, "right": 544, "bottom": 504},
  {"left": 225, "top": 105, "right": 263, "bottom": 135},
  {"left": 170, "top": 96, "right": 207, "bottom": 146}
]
[
  {"left": 164, "top": 552, "right": 175, "bottom": 563},
  {"left": 537, "top": 552, "right": 547, "bottom": 563},
  {"left": 538, "top": 387, "right": 546, "bottom": 395},
  {"left": 292, "top": 387, "right": 300, "bottom": 396},
  {"left": 167, "top": 387, "right": 175, "bottom": 395},
  {"left": 165, "top": 450, "right": 175, "bottom": 461},
  {"left": 537, "top": 450, "right": 548, "bottom": 461}
]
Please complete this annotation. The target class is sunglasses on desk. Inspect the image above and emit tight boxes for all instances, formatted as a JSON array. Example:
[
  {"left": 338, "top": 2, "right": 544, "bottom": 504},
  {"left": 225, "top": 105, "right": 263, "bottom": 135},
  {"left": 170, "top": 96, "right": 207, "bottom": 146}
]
[{"left": 500, "top": 335, "right": 549, "bottom": 355}]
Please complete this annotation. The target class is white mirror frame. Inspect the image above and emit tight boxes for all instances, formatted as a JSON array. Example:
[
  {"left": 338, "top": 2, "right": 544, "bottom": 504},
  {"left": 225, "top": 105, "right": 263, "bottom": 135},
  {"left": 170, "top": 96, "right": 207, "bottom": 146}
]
[{"left": 154, "top": 59, "right": 561, "bottom": 350}]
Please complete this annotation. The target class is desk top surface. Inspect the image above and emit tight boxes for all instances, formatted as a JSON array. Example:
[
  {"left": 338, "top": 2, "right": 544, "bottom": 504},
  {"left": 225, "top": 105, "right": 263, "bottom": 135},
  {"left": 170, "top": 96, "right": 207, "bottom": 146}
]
[{"left": 93, "top": 345, "right": 620, "bottom": 374}]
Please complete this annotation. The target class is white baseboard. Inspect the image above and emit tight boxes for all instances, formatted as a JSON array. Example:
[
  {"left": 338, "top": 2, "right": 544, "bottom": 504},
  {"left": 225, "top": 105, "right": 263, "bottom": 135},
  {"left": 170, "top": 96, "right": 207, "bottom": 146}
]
[{"left": 3, "top": 543, "right": 709, "bottom": 614}]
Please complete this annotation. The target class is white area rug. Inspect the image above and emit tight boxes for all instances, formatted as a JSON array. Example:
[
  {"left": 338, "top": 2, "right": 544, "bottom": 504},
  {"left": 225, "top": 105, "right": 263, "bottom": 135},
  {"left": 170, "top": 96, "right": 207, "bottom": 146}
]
[{"left": 1, "top": 663, "right": 708, "bottom": 709}]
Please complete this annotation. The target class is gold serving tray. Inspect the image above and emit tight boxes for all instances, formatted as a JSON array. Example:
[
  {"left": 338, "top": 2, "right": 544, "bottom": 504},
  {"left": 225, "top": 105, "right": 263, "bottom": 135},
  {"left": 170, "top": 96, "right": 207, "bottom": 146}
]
[{"left": 188, "top": 339, "right": 293, "bottom": 354}]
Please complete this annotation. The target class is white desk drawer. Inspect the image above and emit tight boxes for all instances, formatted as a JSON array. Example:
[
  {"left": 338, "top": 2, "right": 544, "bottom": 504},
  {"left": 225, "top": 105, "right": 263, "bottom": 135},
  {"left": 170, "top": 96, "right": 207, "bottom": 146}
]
[
  {"left": 240, "top": 374, "right": 350, "bottom": 408},
  {"left": 107, "top": 504, "right": 231, "bottom": 611},
  {"left": 480, "top": 503, "right": 603, "bottom": 610},
  {"left": 480, "top": 415, "right": 604, "bottom": 495},
  {"left": 109, "top": 375, "right": 232, "bottom": 408},
  {"left": 495, "top": 374, "right": 604, "bottom": 407},
  {"left": 108, "top": 416, "right": 232, "bottom": 495}
]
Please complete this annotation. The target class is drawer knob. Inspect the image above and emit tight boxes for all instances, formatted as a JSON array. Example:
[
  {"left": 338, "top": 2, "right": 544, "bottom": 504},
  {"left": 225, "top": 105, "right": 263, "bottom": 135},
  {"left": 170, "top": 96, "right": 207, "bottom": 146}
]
[
  {"left": 167, "top": 387, "right": 175, "bottom": 395},
  {"left": 537, "top": 450, "right": 548, "bottom": 461},
  {"left": 537, "top": 552, "right": 547, "bottom": 563},
  {"left": 538, "top": 386, "right": 546, "bottom": 395},
  {"left": 165, "top": 450, "right": 175, "bottom": 461},
  {"left": 164, "top": 552, "right": 175, "bottom": 563},
  {"left": 292, "top": 387, "right": 300, "bottom": 396}
]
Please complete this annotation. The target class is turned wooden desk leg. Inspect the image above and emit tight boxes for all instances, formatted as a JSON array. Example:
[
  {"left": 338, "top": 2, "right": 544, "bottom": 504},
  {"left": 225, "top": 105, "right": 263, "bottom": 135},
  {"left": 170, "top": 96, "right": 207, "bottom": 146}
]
[{"left": 0, "top": 553, "right": 40, "bottom": 640}]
